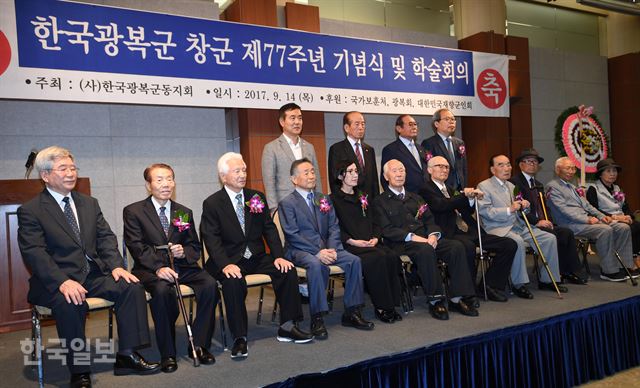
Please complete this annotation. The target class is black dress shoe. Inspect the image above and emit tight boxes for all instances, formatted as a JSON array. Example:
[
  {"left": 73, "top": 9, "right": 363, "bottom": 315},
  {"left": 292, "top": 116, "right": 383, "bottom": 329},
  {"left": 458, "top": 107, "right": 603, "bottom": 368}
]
[
  {"left": 113, "top": 352, "right": 161, "bottom": 376},
  {"left": 484, "top": 287, "right": 508, "bottom": 302},
  {"left": 450, "top": 299, "right": 479, "bottom": 317},
  {"left": 70, "top": 373, "right": 92, "bottom": 388},
  {"left": 374, "top": 309, "right": 395, "bottom": 323},
  {"left": 310, "top": 315, "right": 328, "bottom": 340},
  {"left": 230, "top": 338, "right": 248, "bottom": 359},
  {"left": 391, "top": 308, "right": 403, "bottom": 322},
  {"left": 188, "top": 346, "right": 216, "bottom": 365},
  {"left": 463, "top": 296, "right": 480, "bottom": 309},
  {"left": 160, "top": 357, "right": 177, "bottom": 373},
  {"left": 277, "top": 323, "right": 314, "bottom": 343},
  {"left": 538, "top": 282, "right": 568, "bottom": 293},
  {"left": 428, "top": 300, "right": 449, "bottom": 320},
  {"left": 512, "top": 285, "right": 534, "bottom": 300},
  {"left": 342, "top": 309, "right": 375, "bottom": 330},
  {"left": 561, "top": 272, "right": 587, "bottom": 285}
]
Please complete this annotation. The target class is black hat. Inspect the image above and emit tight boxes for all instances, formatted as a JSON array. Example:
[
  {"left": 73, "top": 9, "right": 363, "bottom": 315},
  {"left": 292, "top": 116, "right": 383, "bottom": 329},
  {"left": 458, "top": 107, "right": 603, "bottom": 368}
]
[
  {"left": 516, "top": 148, "right": 544, "bottom": 164},
  {"left": 596, "top": 158, "right": 621, "bottom": 176}
]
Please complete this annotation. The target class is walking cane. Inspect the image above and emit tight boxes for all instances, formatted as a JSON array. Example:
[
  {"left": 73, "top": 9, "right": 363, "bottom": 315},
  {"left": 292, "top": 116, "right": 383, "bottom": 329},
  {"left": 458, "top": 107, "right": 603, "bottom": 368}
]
[
  {"left": 613, "top": 250, "right": 638, "bottom": 287},
  {"left": 519, "top": 211, "right": 563, "bottom": 299},
  {"left": 155, "top": 244, "right": 200, "bottom": 367},
  {"left": 474, "top": 199, "right": 488, "bottom": 301}
]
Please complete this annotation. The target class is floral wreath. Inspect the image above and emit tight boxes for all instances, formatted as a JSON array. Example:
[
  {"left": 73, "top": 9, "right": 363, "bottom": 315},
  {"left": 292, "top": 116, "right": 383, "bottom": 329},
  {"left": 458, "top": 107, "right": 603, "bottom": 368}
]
[{"left": 554, "top": 105, "right": 609, "bottom": 180}]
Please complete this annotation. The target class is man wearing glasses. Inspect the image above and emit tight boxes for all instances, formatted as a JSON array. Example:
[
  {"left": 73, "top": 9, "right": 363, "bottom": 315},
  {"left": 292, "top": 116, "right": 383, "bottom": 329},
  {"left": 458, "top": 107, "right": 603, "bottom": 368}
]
[
  {"left": 509, "top": 149, "right": 587, "bottom": 285},
  {"left": 422, "top": 108, "right": 467, "bottom": 192},
  {"left": 380, "top": 114, "right": 429, "bottom": 194}
]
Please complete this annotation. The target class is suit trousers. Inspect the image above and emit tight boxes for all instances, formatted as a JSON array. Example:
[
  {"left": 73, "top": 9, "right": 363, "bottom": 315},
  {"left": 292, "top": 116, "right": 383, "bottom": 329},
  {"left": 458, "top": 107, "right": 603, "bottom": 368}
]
[
  {"left": 538, "top": 225, "right": 583, "bottom": 274},
  {"left": 32, "top": 264, "right": 150, "bottom": 374},
  {"left": 571, "top": 222, "right": 634, "bottom": 273},
  {"left": 344, "top": 245, "right": 402, "bottom": 310},
  {"left": 503, "top": 227, "right": 560, "bottom": 284},
  {"left": 454, "top": 232, "right": 516, "bottom": 290},
  {"left": 136, "top": 267, "right": 217, "bottom": 358},
  {"left": 292, "top": 249, "right": 364, "bottom": 316},
  {"left": 214, "top": 255, "right": 303, "bottom": 339}
]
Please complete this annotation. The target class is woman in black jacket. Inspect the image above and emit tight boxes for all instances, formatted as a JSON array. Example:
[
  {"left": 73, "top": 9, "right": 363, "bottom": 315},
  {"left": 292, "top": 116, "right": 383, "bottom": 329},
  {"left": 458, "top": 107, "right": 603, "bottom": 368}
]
[{"left": 331, "top": 160, "right": 402, "bottom": 323}]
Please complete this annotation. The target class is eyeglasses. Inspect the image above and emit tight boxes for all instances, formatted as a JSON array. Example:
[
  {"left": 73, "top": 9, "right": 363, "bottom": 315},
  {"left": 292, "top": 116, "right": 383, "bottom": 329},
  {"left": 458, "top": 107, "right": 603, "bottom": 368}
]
[
  {"left": 439, "top": 117, "right": 456, "bottom": 122},
  {"left": 432, "top": 164, "right": 450, "bottom": 170},
  {"left": 49, "top": 166, "right": 79, "bottom": 174},
  {"left": 521, "top": 159, "right": 539, "bottom": 165},
  {"left": 345, "top": 169, "right": 359, "bottom": 175}
]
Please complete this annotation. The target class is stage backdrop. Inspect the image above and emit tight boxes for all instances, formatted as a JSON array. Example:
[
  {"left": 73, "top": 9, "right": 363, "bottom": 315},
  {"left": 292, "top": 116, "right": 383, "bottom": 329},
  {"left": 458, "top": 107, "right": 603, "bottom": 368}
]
[{"left": 0, "top": 0, "right": 509, "bottom": 117}]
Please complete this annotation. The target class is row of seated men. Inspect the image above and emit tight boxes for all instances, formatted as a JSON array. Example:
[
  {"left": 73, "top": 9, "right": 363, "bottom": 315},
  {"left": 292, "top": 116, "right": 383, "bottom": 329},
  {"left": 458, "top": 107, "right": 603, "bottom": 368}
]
[{"left": 17, "top": 104, "right": 640, "bottom": 387}]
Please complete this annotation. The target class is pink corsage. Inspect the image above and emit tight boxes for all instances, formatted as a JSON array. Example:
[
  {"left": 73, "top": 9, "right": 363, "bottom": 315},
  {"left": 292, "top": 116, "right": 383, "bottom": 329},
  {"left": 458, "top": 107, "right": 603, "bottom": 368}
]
[
  {"left": 315, "top": 194, "right": 332, "bottom": 214},
  {"left": 575, "top": 187, "right": 585, "bottom": 197},
  {"left": 246, "top": 194, "right": 265, "bottom": 213},
  {"left": 358, "top": 191, "right": 368, "bottom": 217},
  {"left": 513, "top": 187, "right": 523, "bottom": 202},
  {"left": 415, "top": 203, "right": 429, "bottom": 220},
  {"left": 613, "top": 191, "right": 625, "bottom": 203},
  {"left": 424, "top": 151, "right": 433, "bottom": 162},
  {"left": 172, "top": 210, "right": 190, "bottom": 232},
  {"left": 458, "top": 145, "right": 466, "bottom": 157},
  {"left": 545, "top": 187, "right": 552, "bottom": 200}
]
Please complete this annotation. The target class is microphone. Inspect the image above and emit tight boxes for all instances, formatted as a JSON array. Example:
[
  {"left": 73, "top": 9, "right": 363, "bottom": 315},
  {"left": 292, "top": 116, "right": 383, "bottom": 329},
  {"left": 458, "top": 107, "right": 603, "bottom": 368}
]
[{"left": 24, "top": 149, "right": 38, "bottom": 179}]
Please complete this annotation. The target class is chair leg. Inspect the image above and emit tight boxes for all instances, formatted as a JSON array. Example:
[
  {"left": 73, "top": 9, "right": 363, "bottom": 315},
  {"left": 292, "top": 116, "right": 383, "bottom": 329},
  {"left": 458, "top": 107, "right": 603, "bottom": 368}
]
[
  {"left": 32, "top": 309, "right": 44, "bottom": 388},
  {"left": 271, "top": 299, "right": 278, "bottom": 324},
  {"left": 327, "top": 278, "right": 335, "bottom": 313},
  {"left": 108, "top": 307, "right": 114, "bottom": 341},
  {"left": 256, "top": 286, "right": 265, "bottom": 325},
  {"left": 579, "top": 239, "right": 591, "bottom": 276},
  {"left": 216, "top": 287, "right": 228, "bottom": 351},
  {"left": 399, "top": 266, "right": 412, "bottom": 313}
]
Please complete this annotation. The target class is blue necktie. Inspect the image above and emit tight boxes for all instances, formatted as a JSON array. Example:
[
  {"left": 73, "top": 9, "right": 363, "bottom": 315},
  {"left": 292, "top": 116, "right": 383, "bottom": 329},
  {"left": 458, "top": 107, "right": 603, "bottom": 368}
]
[{"left": 159, "top": 206, "right": 169, "bottom": 237}]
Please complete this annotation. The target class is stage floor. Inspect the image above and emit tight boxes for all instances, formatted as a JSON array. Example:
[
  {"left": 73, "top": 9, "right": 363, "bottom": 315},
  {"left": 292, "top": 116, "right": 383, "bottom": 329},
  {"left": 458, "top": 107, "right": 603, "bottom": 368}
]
[{"left": 2, "top": 253, "right": 639, "bottom": 387}]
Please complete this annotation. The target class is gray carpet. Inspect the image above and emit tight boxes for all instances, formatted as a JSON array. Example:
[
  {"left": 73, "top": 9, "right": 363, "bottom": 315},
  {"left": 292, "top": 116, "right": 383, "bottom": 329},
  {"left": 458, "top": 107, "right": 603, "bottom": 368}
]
[{"left": 2, "top": 254, "right": 639, "bottom": 388}]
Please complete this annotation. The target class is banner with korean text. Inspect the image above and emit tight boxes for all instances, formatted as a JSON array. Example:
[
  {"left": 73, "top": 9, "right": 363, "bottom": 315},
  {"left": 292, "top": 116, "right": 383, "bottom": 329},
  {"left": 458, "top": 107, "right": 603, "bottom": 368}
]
[{"left": 0, "top": 0, "right": 510, "bottom": 116}]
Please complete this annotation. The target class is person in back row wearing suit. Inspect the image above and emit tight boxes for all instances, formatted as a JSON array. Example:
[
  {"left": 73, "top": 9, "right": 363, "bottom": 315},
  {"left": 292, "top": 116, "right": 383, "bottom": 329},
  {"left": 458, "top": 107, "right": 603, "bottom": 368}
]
[
  {"left": 279, "top": 158, "right": 375, "bottom": 340},
  {"left": 123, "top": 163, "right": 217, "bottom": 373},
  {"left": 262, "top": 102, "right": 321, "bottom": 212},
  {"left": 201, "top": 152, "right": 313, "bottom": 360},
  {"left": 328, "top": 111, "right": 379, "bottom": 198},
  {"left": 18, "top": 146, "right": 159, "bottom": 388},
  {"left": 380, "top": 114, "right": 429, "bottom": 194},
  {"left": 509, "top": 149, "right": 587, "bottom": 285},
  {"left": 420, "top": 156, "right": 516, "bottom": 303},
  {"left": 421, "top": 108, "right": 467, "bottom": 192}
]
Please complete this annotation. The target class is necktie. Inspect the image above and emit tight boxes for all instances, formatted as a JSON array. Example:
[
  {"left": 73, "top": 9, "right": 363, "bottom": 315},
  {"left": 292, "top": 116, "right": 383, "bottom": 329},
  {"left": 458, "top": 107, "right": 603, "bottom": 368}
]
[
  {"left": 307, "top": 192, "right": 318, "bottom": 225},
  {"left": 354, "top": 142, "right": 365, "bottom": 171},
  {"left": 441, "top": 187, "right": 468, "bottom": 232},
  {"left": 408, "top": 142, "right": 421, "bottom": 166},
  {"left": 529, "top": 178, "right": 544, "bottom": 219},
  {"left": 446, "top": 138, "right": 455, "bottom": 161},
  {"left": 159, "top": 206, "right": 169, "bottom": 237},
  {"left": 236, "top": 193, "right": 251, "bottom": 258},
  {"left": 397, "top": 192, "right": 405, "bottom": 201},
  {"left": 440, "top": 187, "right": 450, "bottom": 198},
  {"left": 529, "top": 177, "right": 535, "bottom": 189},
  {"left": 62, "top": 197, "right": 82, "bottom": 243}
]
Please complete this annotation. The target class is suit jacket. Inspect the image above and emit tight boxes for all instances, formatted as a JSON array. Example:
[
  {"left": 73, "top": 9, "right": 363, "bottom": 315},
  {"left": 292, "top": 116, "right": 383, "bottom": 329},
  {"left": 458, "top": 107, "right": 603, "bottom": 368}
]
[
  {"left": 330, "top": 190, "right": 380, "bottom": 244},
  {"left": 201, "top": 188, "right": 283, "bottom": 275},
  {"left": 380, "top": 138, "right": 428, "bottom": 194},
  {"left": 123, "top": 197, "right": 201, "bottom": 274},
  {"left": 477, "top": 176, "right": 523, "bottom": 237},
  {"left": 509, "top": 172, "right": 547, "bottom": 225},
  {"left": 328, "top": 138, "right": 379, "bottom": 198},
  {"left": 373, "top": 189, "right": 442, "bottom": 246},
  {"left": 18, "top": 189, "right": 122, "bottom": 301},
  {"left": 261, "top": 134, "right": 321, "bottom": 209},
  {"left": 419, "top": 180, "right": 479, "bottom": 238},
  {"left": 546, "top": 178, "right": 605, "bottom": 230},
  {"left": 421, "top": 134, "right": 467, "bottom": 190},
  {"left": 278, "top": 190, "right": 343, "bottom": 260}
]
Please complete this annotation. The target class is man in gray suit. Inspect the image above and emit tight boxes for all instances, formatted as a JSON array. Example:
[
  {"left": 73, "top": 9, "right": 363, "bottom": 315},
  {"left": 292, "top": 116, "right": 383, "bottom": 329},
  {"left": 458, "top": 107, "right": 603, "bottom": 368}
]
[
  {"left": 546, "top": 157, "right": 639, "bottom": 282},
  {"left": 477, "top": 155, "right": 566, "bottom": 298},
  {"left": 262, "top": 103, "right": 321, "bottom": 211}
]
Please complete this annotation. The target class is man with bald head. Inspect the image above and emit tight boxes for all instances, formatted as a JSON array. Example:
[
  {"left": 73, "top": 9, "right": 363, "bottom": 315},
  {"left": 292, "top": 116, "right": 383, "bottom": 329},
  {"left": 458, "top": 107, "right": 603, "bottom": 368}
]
[
  {"left": 477, "top": 155, "right": 566, "bottom": 299},
  {"left": 420, "top": 156, "right": 516, "bottom": 302},
  {"left": 374, "top": 159, "right": 478, "bottom": 320},
  {"left": 546, "top": 157, "right": 638, "bottom": 282}
]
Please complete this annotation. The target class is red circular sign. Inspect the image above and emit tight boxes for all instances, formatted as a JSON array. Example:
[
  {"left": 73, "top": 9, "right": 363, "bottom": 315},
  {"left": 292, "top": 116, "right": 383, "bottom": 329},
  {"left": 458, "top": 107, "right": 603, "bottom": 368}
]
[
  {"left": 0, "top": 30, "right": 10, "bottom": 77},
  {"left": 476, "top": 68, "right": 507, "bottom": 109}
]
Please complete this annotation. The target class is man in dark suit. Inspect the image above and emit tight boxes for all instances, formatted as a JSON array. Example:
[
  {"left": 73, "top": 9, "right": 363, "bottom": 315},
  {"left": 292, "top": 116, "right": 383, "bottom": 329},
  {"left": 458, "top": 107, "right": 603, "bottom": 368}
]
[
  {"left": 509, "top": 148, "right": 587, "bottom": 285},
  {"left": 17, "top": 146, "right": 159, "bottom": 388},
  {"left": 279, "top": 158, "right": 374, "bottom": 339},
  {"left": 421, "top": 108, "right": 467, "bottom": 191},
  {"left": 328, "top": 111, "right": 379, "bottom": 197},
  {"left": 201, "top": 153, "right": 312, "bottom": 359},
  {"left": 374, "top": 159, "right": 478, "bottom": 320},
  {"left": 420, "top": 156, "right": 516, "bottom": 302},
  {"left": 380, "top": 114, "right": 429, "bottom": 194},
  {"left": 123, "top": 163, "right": 217, "bottom": 373}
]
